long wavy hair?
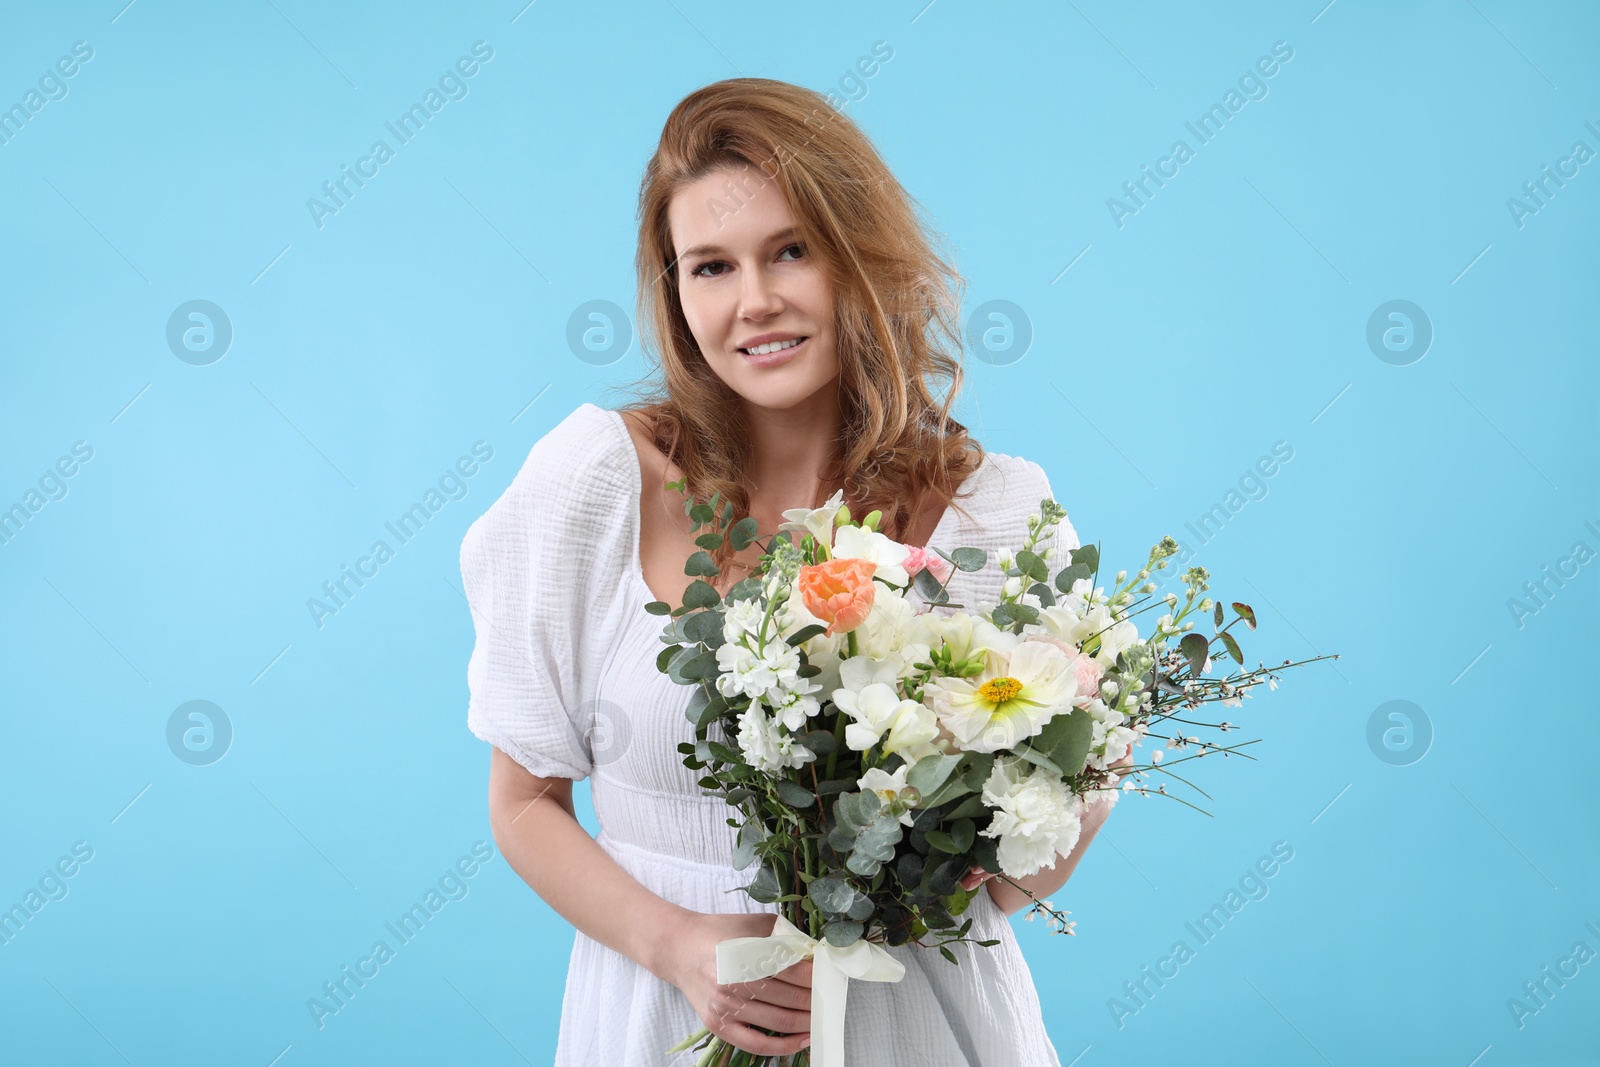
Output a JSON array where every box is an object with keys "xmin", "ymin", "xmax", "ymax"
[{"xmin": 611, "ymin": 77, "xmax": 983, "ymax": 585}]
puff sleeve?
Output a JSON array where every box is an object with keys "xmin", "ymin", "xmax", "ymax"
[{"xmin": 459, "ymin": 402, "xmax": 637, "ymax": 782}]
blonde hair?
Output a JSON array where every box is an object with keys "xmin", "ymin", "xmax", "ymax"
[{"xmin": 613, "ymin": 77, "xmax": 982, "ymax": 581}]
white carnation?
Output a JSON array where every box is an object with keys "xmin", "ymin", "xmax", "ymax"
[{"xmin": 978, "ymin": 756, "xmax": 1083, "ymax": 878}]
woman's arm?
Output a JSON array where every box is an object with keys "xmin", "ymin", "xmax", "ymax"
[
  {"xmin": 486, "ymin": 747, "xmax": 816, "ymax": 1058},
  {"xmin": 487, "ymin": 745, "xmax": 690, "ymax": 979}
]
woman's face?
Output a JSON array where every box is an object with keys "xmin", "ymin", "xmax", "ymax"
[{"xmin": 667, "ymin": 162, "xmax": 840, "ymax": 412}]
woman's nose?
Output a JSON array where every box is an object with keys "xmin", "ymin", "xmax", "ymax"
[{"xmin": 737, "ymin": 267, "xmax": 783, "ymax": 318}]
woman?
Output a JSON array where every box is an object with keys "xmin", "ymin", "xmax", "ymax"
[{"xmin": 460, "ymin": 77, "xmax": 1120, "ymax": 1065}]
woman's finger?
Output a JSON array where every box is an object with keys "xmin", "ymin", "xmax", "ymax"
[{"xmin": 717, "ymin": 996, "xmax": 811, "ymax": 1038}]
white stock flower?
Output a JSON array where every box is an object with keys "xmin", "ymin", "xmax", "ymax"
[
  {"xmin": 714, "ymin": 629, "xmax": 817, "ymax": 708},
  {"xmin": 858, "ymin": 765, "xmax": 917, "ymax": 826},
  {"xmin": 924, "ymin": 640, "xmax": 1077, "ymax": 753},
  {"xmin": 722, "ymin": 597, "xmax": 767, "ymax": 641},
  {"xmin": 978, "ymin": 756, "xmax": 1083, "ymax": 878},
  {"xmin": 1090, "ymin": 719, "xmax": 1140, "ymax": 769},
  {"xmin": 735, "ymin": 702, "xmax": 817, "ymax": 774},
  {"xmin": 778, "ymin": 488, "xmax": 845, "ymax": 553},
  {"xmin": 831, "ymin": 524, "xmax": 912, "ymax": 588}
]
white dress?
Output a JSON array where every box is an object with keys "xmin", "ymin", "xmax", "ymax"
[{"xmin": 460, "ymin": 402, "xmax": 1079, "ymax": 1066}]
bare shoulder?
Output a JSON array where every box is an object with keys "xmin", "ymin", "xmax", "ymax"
[{"xmin": 617, "ymin": 407, "xmax": 680, "ymax": 485}]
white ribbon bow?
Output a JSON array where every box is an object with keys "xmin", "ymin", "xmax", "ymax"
[{"xmin": 715, "ymin": 914, "xmax": 906, "ymax": 1067}]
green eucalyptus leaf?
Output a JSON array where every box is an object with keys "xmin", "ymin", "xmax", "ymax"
[
  {"xmin": 728, "ymin": 516, "xmax": 761, "ymax": 551},
  {"xmin": 775, "ymin": 779, "xmax": 816, "ymax": 808},
  {"xmin": 822, "ymin": 920, "xmax": 864, "ymax": 947},
  {"xmin": 797, "ymin": 730, "xmax": 837, "ymax": 756},
  {"xmin": 808, "ymin": 875, "xmax": 865, "ymax": 915},
  {"xmin": 1030, "ymin": 708, "xmax": 1094, "ymax": 778},
  {"xmin": 950, "ymin": 547, "xmax": 987, "ymax": 572},
  {"xmin": 683, "ymin": 610, "xmax": 724, "ymax": 645},
  {"xmin": 745, "ymin": 861, "xmax": 781, "ymax": 904},
  {"xmin": 913, "ymin": 567, "xmax": 951, "ymax": 603},
  {"xmin": 1015, "ymin": 550, "xmax": 1048, "ymax": 583},
  {"xmin": 683, "ymin": 685, "xmax": 710, "ymax": 727},
  {"xmin": 732, "ymin": 820, "xmax": 765, "ymax": 871},
  {"xmin": 676, "ymin": 649, "xmax": 720, "ymax": 682},
  {"xmin": 1011, "ymin": 742, "xmax": 1064, "ymax": 777},
  {"xmin": 684, "ymin": 551, "xmax": 719, "ymax": 577},
  {"xmin": 906, "ymin": 753, "xmax": 964, "ymax": 796},
  {"xmin": 682, "ymin": 580, "xmax": 721, "ymax": 610}
]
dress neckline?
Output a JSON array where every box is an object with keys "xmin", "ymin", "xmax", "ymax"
[{"xmin": 600, "ymin": 407, "xmax": 984, "ymax": 608}]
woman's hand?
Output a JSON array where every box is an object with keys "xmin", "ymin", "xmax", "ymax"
[
  {"xmin": 664, "ymin": 912, "xmax": 814, "ymax": 1057},
  {"xmin": 957, "ymin": 866, "xmax": 996, "ymax": 892}
]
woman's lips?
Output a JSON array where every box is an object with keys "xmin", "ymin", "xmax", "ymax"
[{"xmin": 739, "ymin": 336, "xmax": 808, "ymax": 367}]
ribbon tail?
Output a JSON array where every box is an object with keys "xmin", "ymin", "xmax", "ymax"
[
  {"xmin": 810, "ymin": 945, "xmax": 851, "ymax": 1067},
  {"xmin": 809, "ymin": 940, "xmax": 907, "ymax": 1067}
]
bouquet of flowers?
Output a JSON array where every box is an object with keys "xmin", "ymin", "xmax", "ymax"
[{"xmin": 657, "ymin": 486, "xmax": 1335, "ymax": 1067}]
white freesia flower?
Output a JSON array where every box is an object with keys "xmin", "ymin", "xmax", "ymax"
[
  {"xmin": 834, "ymin": 653, "xmax": 903, "ymax": 697},
  {"xmin": 778, "ymin": 488, "xmax": 845, "ymax": 553},
  {"xmin": 1095, "ymin": 618, "xmax": 1141, "ymax": 669},
  {"xmin": 831, "ymin": 523, "xmax": 912, "ymax": 588},
  {"xmin": 979, "ymin": 756, "xmax": 1083, "ymax": 878},
  {"xmin": 924, "ymin": 641, "xmax": 1077, "ymax": 753},
  {"xmin": 1037, "ymin": 602, "xmax": 1140, "ymax": 670},
  {"xmin": 832, "ymin": 681, "xmax": 942, "ymax": 761},
  {"xmin": 858, "ymin": 765, "xmax": 917, "ymax": 827},
  {"xmin": 935, "ymin": 612, "xmax": 1021, "ymax": 663}
]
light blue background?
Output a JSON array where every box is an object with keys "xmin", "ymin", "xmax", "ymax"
[{"xmin": 1, "ymin": 1, "xmax": 1595, "ymax": 1064}]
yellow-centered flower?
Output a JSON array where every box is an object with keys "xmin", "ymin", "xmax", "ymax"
[{"xmin": 925, "ymin": 640, "xmax": 1078, "ymax": 753}]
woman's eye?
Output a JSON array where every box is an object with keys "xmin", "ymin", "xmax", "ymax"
[
  {"xmin": 689, "ymin": 260, "xmax": 729, "ymax": 278},
  {"xmin": 778, "ymin": 243, "xmax": 805, "ymax": 261}
]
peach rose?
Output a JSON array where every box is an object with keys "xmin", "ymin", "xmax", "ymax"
[{"xmin": 798, "ymin": 557, "xmax": 878, "ymax": 636}]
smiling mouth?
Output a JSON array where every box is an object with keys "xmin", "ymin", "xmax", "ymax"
[{"xmin": 739, "ymin": 336, "xmax": 807, "ymax": 356}]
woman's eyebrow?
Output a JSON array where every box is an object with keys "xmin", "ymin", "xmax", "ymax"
[{"xmin": 677, "ymin": 226, "xmax": 798, "ymax": 262}]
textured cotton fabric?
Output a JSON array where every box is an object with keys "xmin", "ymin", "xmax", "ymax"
[{"xmin": 461, "ymin": 401, "xmax": 1079, "ymax": 1066}]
